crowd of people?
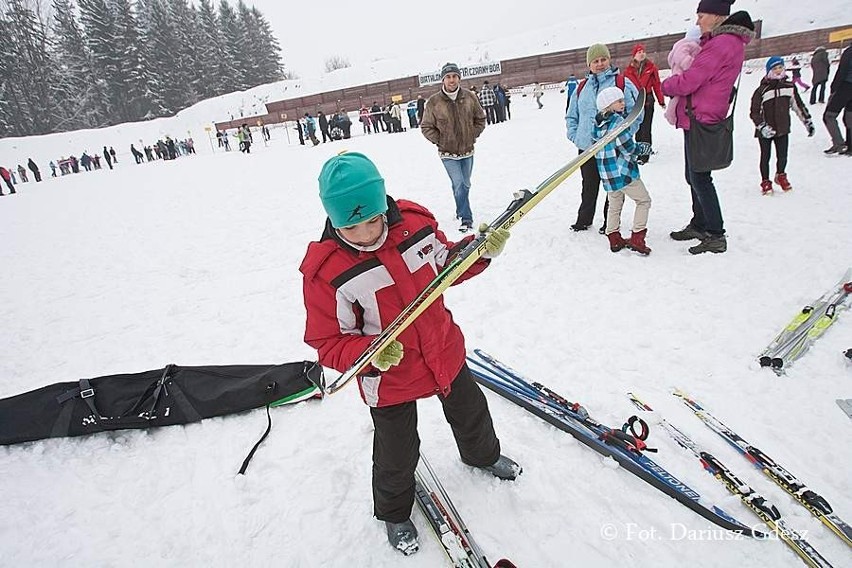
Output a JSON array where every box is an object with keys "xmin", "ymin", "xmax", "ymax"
[{"xmin": 1, "ymin": 136, "xmax": 199, "ymax": 197}]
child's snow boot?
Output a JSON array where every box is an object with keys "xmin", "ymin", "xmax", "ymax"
[
  {"xmin": 478, "ymin": 455, "xmax": 522, "ymax": 481},
  {"xmin": 606, "ymin": 232, "xmax": 626, "ymax": 252},
  {"xmin": 627, "ymin": 229, "xmax": 651, "ymax": 255},
  {"xmin": 774, "ymin": 172, "xmax": 792, "ymax": 191},
  {"xmin": 760, "ymin": 179, "xmax": 773, "ymax": 195}
]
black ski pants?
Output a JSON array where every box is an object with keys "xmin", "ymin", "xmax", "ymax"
[
  {"xmin": 369, "ymin": 364, "xmax": 500, "ymax": 523},
  {"xmin": 575, "ymin": 150, "xmax": 608, "ymax": 228},
  {"xmin": 635, "ymin": 102, "xmax": 654, "ymax": 157},
  {"xmin": 758, "ymin": 135, "xmax": 789, "ymax": 180}
]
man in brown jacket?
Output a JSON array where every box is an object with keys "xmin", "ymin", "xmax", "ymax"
[{"xmin": 420, "ymin": 62, "xmax": 487, "ymax": 232}]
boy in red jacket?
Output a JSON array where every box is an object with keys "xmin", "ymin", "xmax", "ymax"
[{"xmin": 300, "ymin": 152, "xmax": 520, "ymax": 556}]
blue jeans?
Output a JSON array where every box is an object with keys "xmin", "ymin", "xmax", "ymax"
[
  {"xmin": 683, "ymin": 131, "xmax": 725, "ymax": 236},
  {"xmin": 442, "ymin": 156, "xmax": 474, "ymax": 225}
]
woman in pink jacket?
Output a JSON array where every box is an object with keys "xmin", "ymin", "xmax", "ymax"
[{"xmin": 661, "ymin": 0, "xmax": 754, "ymax": 255}]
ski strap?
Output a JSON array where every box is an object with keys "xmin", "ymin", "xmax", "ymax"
[
  {"xmin": 622, "ymin": 415, "xmax": 650, "ymax": 441},
  {"xmin": 238, "ymin": 404, "xmax": 272, "ymax": 475}
]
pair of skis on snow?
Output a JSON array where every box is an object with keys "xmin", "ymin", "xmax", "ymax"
[
  {"xmin": 467, "ymin": 349, "xmax": 850, "ymax": 568},
  {"xmin": 758, "ymin": 268, "xmax": 852, "ymax": 374}
]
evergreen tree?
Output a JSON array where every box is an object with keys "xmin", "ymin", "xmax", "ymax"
[
  {"xmin": 49, "ymin": 0, "xmax": 109, "ymax": 130},
  {"xmin": 218, "ymin": 0, "xmax": 248, "ymax": 91},
  {"xmin": 139, "ymin": 0, "xmax": 185, "ymax": 114},
  {"xmin": 195, "ymin": 0, "xmax": 230, "ymax": 98},
  {"xmin": 109, "ymin": 0, "xmax": 150, "ymax": 119},
  {"xmin": 1, "ymin": 0, "xmax": 56, "ymax": 135},
  {"xmin": 78, "ymin": 0, "xmax": 130, "ymax": 121},
  {"xmin": 249, "ymin": 7, "xmax": 282, "ymax": 86},
  {"xmin": 168, "ymin": 0, "xmax": 202, "ymax": 106}
]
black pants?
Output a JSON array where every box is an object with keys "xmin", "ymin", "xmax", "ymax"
[
  {"xmin": 823, "ymin": 82, "xmax": 852, "ymax": 147},
  {"xmin": 635, "ymin": 103, "xmax": 654, "ymax": 157},
  {"xmin": 369, "ymin": 364, "xmax": 500, "ymax": 523},
  {"xmin": 2, "ymin": 179, "xmax": 13, "ymax": 193},
  {"xmin": 810, "ymin": 81, "xmax": 827, "ymax": 105},
  {"xmin": 485, "ymin": 105, "xmax": 496, "ymax": 125},
  {"xmin": 575, "ymin": 150, "xmax": 607, "ymax": 227},
  {"xmin": 758, "ymin": 135, "xmax": 789, "ymax": 180},
  {"xmin": 321, "ymin": 128, "xmax": 330, "ymax": 143}
]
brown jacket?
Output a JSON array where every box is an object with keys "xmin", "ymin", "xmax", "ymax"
[
  {"xmin": 420, "ymin": 88, "xmax": 486, "ymax": 157},
  {"xmin": 749, "ymin": 77, "xmax": 810, "ymax": 138}
]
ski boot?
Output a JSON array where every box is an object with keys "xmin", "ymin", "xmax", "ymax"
[
  {"xmin": 760, "ymin": 179, "xmax": 773, "ymax": 195},
  {"xmin": 386, "ymin": 519, "xmax": 419, "ymax": 556},
  {"xmin": 774, "ymin": 172, "xmax": 792, "ymax": 191},
  {"xmin": 478, "ymin": 455, "xmax": 522, "ymax": 481}
]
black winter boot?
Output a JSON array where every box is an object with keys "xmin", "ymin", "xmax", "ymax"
[{"xmin": 669, "ymin": 224, "xmax": 705, "ymax": 241}]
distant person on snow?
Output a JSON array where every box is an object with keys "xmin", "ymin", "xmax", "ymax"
[
  {"xmin": 564, "ymin": 73, "xmax": 579, "ymax": 112},
  {"xmin": 17, "ymin": 164, "xmax": 28, "ymax": 182},
  {"xmin": 788, "ymin": 57, "xmax": 810, "ymax": 92},
  {"xmin": 809, "ymin": 46, "xmax": 830, "ymax": 105},
  {"xmin": 822, "ymin": 44, "xmax": 852, "ymax": 155},
  {"xmin": 533, "ymin": 82, "xmax": 545, "ymax": 109},
  {"xmin": 27, "ymin": 158, "xmax": 41, "ymax": 182},
  {"xmin": 420, "ymin": 62, "xmax": 487, "ymax": 233},
  {"xmin": 749, "ymin": 56, "xmax": 814, "ymax": 195},
  {"xmin": 103, "ymin": 146, "xmax": 113, "ymax": 169},
  {"xmin": 625, "ymin": 43, "xmax": 666, "ymax": 164},
  {"xmin": 299, "ymin": 151, "xmax": 519, "ymax": 558},
  {"xmin": 0, "ymin": 166, "xmax": 14, "ymax": 195},
  {"xmin": 594, "ymin": 87, "xmax": 653, "ymax": 255}
]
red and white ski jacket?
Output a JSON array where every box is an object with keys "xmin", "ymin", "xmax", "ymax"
[{"xmin": 300, "ymin": 198, "xmax": 489, "ymax": 407}]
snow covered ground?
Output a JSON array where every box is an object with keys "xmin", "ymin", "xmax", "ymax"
[{"xmin": 2, "ymin": 62, "xmax": 852, "ymax": 568}]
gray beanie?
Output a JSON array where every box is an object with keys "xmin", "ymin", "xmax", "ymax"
[{"xmin": 441, "ymin": 62, "xmax": 461, "ymax": 78}]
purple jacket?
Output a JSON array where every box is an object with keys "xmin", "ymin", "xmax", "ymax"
[{"xmin": 662, "ymin": 14, "xmax": 755, "ymax": 130}]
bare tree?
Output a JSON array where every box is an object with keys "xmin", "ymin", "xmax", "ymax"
[{"xmin": 324, "ymin": 54, "xmax": 350, "ymax": 73}]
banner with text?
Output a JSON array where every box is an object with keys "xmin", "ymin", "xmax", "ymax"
[{"xmin": 418, "ymin": 62, "xmax": 503, "ymax": 87}]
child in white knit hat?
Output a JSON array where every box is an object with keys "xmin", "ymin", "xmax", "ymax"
[{"xmin": 594, "ymin": 86, "xmax": 652, "ymax": 255}]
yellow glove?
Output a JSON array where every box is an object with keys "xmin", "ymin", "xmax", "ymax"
[
  {"xmin": 480, "ymin": 223, "xmax": 511, "ymax": 259},
  {"xmin": 372, "ymin": 340, "xmax": 404, "ymax": 372}
]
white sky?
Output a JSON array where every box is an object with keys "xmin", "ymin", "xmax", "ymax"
[{"xmin": 247, "ymin": 1, "xmax": 592, "ymax": 76}]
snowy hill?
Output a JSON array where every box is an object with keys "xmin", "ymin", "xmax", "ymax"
[{"xmin": 2, "ymin": 6, "xmax": 852, "ymax": 568}]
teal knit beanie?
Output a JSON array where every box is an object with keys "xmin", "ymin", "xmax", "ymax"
[{"xmin": 319, "ymin": 152, "xmax": 387, "ymax": 228}]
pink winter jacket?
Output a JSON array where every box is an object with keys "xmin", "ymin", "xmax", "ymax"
[
  {"xmin": 662, "ymin": 16, "xmax": 754, "ymax": 130},
  {"xmin": 664, "ymin": 38, "xmax": 702, "ymax": 125}
]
